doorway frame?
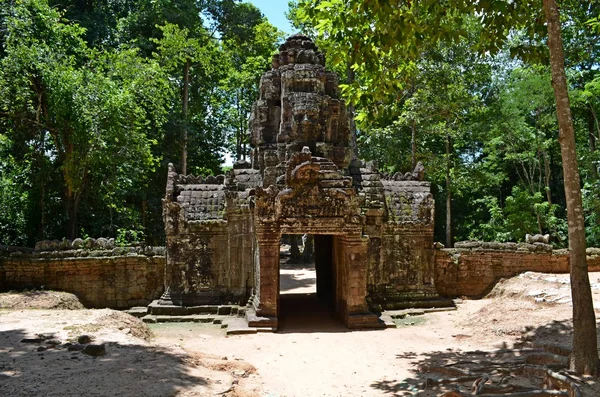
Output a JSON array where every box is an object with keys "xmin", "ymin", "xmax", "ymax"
[{"xmin": 250, "ymin": 219, "xmax": 378, "ymax": 329}]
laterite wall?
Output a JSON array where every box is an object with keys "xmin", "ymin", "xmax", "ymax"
[
  {"xmin": 0, "ymin": 246, "xmax": 165, "ymax": 309},
  {"xmin": 3, "ymin": 241, "xmax": 600, "ymax": 308},
  {"xmin": 435, "ymin": 242, "xmax": 600, "ymax": 298}
]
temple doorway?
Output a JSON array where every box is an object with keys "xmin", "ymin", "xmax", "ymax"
[{"xmin": 278, "ymin": 234, "xmax": 341, "ymax": 331}]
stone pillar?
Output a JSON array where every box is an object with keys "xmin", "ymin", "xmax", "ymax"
[
  {"xmin": 338, "ymin": 234, "xmax": 383, "ymax": 329},
  {"xmin": 248, "ymin": 225, "xmax": 280, "ymax": 328}
]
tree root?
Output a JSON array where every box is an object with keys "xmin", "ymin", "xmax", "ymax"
[
  {"xmin": 476, "ymin": 391, "xmax": 568, "ymax": 396},
  {"xmin": 416, "ymin": 350, "xmax": 584, "ymax": 397}
]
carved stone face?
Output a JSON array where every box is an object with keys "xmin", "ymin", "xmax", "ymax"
[{"xmin": 249, "ymin": 34, "xmax": 351, "ymax": 174}]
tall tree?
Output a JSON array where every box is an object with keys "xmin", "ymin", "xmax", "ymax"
[
  {"xmin": 220, "ymin": 19, "xmax": 283, "ymax": 161},
  {"xmin": 543, "ymin": 0, "xmax": 598, "ymax": 374},
  {"xmin": 0, "ymin": 0, "xmax": 172, "ymax": 239}
]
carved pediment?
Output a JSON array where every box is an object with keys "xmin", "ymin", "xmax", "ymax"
[
  {"xmin": 276, "ymin": 185, "xmax": 354, "ymax": 219},
  {"xmin": 255, "ymin": 148, "xmax": 358, "ymax": 222}
]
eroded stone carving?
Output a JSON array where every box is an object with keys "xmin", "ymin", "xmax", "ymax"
[{"xmin": 158, "ymin": 35, "xmax": 448, "ymax": 328}]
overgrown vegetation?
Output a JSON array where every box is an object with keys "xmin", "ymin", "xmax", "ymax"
[
  {"xmin": 0, "ymin": 0, "xmax": 282, "ymax": 245},
  {"xmin": 1, "ymin": 0, "xmax": 600, "ymax": 250},
  {"xmin": 288, "ymin": 0, "xmax": 600, "ymax": 248}
]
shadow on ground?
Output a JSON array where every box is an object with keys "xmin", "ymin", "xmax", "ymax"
[
  {"xmin": 279, "ymin": 271, "xmax": 316, "ymax": 292},
  {"xmin": 277, "ymin": 293, "xmax": 350, "ymax": 334},
  {"xmin": 0, "ymin": 327, "xmax": 209, "ymax": 397},
  {"xmin": 279, "ymin": 259, "xmax": 316, "ymax": 270},
  {"xmin": 369, "ymin": 319, "xmax": 600, "ymax": 396}
]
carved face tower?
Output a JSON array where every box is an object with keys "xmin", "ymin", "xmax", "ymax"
[{"xmin": 248, "ymin": 34, "xmax": 354, "ymax": 186}]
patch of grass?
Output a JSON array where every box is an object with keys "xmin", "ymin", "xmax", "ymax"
[
  {"xmin": 63, "ymin": 324, "xmax": 102, "ymax": 340},
  {"xmin": 393, "ymin": 315, "xmax": 427, "ymax": 327}
]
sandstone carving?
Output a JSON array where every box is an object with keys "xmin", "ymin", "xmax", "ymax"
[
  {"xmin": 526, "ymin": 233, "xmax": 550, "ymax": 244},
  {"xmin": 157, "ymin": 35, "xmax": 446, "ymax": 329}
]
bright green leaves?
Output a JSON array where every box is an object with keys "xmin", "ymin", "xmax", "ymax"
[
  {"xmin": 290, "ymin": 0, "xmax": 600, "ymax": 246},
  {"xmin": 0, "ymin": 0, "xmax": 174, "ymax": 240},
  {"xmin": 0, "ymin": 0, "xmax": 284, "ymax": 242},
  {"xmin": 219, "ymin": 19, "xmax": 283, "ymax": 161},
  {"xmin": 152, "ymin": 23, "xmax": 212, "ymax": 71}
]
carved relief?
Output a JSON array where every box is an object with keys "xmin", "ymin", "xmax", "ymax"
[{"xmin": 186, "ymin": 235, "xmax": 213, "ymax": 290}]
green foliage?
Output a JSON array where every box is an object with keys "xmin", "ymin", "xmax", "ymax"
[
  {"xmin": 293, "ymin": 0, "xmax": 600, "ymax": 248},
  {"xmin": 116, "ymin": 227, "xmax": 145, "ymax": 247},
  {"xmin": 0, "ymin": 135, "xmax": 29, "ymax": 245},
  {"xmin": 0, "ymin": 0, "xmax": 282, "ymax": 245},
  {"xmin": 469, "ymin": 187, "xmax": 567, "ymax": 245},
  {"xmin": 219, "ymin": 20, "xmax": 283, "ymax": 160},
  {"xmin": 583, "ymin": 180, "xmax": 600, "ymax": 247}
]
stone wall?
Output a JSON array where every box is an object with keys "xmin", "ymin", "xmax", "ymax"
[
  {"xmin": 0, "ymin": 246, "xmax": 165, "ymax": 309},
  {"xmin": 435, "ymin": 241, "xmax": 600, "ymax": 298},
  {"xmin": 160, "ymin": 162, "xmax": 257, "ymax": 308},
  {"xmin": 5, "ymin": 239, "xmax": 600, "ymax": 309}
]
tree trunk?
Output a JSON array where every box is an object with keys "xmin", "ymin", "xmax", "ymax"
[
  {"xmin": 543, "ymin": 150, "xmax": 552, "ymax": 206},
  {"xmin": 347, "ymin": 62, "xmax": 358, "ymax": 159},
  {"xmin": 288, "ymin": 235, "xmax": 301, "ymax": 264},
  {"xmin": 181, "ymin": 60, "xmax": 190, "ymax": 175},
  {"xmin": 235, "ymin": 91, "xmax": 242, "ymax": 161},
  {"xmin": 411, "ymin": 119, "xmax": 417, "ymax": 169},
  {"xmin": 589, "ymin": 108, "xmax": 598, "ymax": 180},
  {"xmin": 544, "ymin": 0, "xmax": 599, "ymax": 376},
  {"xmin": 589, "ymin": 108, "xmax": 597, "ymax": 154},
  {"xmin": 301, "ymin": 234, "xmax": 314, "ymax": 264},
  {"xmin": 445, "ymin": 133, "xmax": 452, "ymax": 248},
  {"xmin": 65, "ymin": 189, "xmax": 80, "ymax": 240},
  {"xmin": 142, "ymin": 198, "xmax": 147, "ymax": 244}
]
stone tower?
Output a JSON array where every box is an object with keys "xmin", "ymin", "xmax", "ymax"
[{"xmin": 155, "ymin": 35, "xmax": 446, "ymax": 329}]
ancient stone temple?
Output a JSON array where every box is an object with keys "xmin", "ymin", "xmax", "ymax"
[{"xmin": 154, "ymin": 35, "xmax": 445, "ymax": 329}]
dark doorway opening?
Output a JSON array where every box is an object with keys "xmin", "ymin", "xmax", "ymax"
[{"xmin": 278, "ymin": 234, "xmax": 341, "ymax": 332}]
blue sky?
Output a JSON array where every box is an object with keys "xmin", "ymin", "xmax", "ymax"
[{"xmin": 248, "ymin": 0, "xmax": 295, "ymax": 35}]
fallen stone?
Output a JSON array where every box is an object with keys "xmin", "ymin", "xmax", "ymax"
[
  {"xmin": 82, "ymin": 344, "xmax": 106, "ymax": 357},
  {"xmin": 77, "ymin": 335, "xmax": 92, "ymax": 344},
  {"xmin": 71, "ymin": 238, "xmax": 84, "ymax": 249},
  {"xmin": 67, "ymin": 344, "xmax": 84, "ymax": 352}
]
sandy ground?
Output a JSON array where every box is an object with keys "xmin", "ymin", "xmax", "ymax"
[{"xmin": 2, "ymin": 268, "xmax": 600, "ymax": 396}]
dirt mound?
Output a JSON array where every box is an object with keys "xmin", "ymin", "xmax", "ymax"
[
  {"xmin": 486, "ymin": 271, "xmax": 572, "ymax": 304},
  {"xmin": 0, "ymin": 290, "xmax": 84, "ymax": 310},
  {"xmin": 96, "ymin": 310, "xmax": 153, "ymax": 341},
  {"xmin": 61, "ymin": 309, "xmax": 153, "ymax": 342}
]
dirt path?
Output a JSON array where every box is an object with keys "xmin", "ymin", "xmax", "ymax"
[
  {"xmin": 152, "ymin": 299, "xmax": 494, "ymax": 397},
  {"xmin": 1, "ymin": 271, "xmax": 600, "ymax": 396}
]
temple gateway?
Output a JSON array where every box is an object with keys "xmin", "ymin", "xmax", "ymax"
[{"xmin": 153, "ymin": 35, "xmax": 447, "ymax": 330}]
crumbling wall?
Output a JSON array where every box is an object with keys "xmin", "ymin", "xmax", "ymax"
[
  {"xmin": 435, "ymin": 241, "xmax": 600, "ymax": 297},
  {"xmin": 363, "ymin": 173, "xmax": 440, "ymax": 310},
  {"xmin": 160, "ymin": 162, "xmax": 258, "ymax": 307},
  {"xmin": 0, "ymin": 245, "xmax": 165, "ymax": 308}
]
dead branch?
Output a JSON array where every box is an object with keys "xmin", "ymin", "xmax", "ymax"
[{"xmin": 543, "ymin": 369, "xmax": 582, "ymax": 397}]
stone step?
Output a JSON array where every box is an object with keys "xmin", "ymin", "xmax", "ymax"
[
  {"xmin": 379, "ymin": 315, "xmax": 397, "ymax": 328},
  {"xmin": 125, "ymin": 307, "xmax": 149, "ymax": 318},
  {"xmin": 146, "ymin": 300, "xmax": 244, "ymax": 316},
  {"xmin": 385, "ymin": 306, "xmax": 457, "ymax": 319},
  {"xmin": 224, "ymin": 317, "xmax": 258, "ymax": 335},
  {"xmin": 141, "ymin": 314, "xmax": 229, "ymax": 324}
]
